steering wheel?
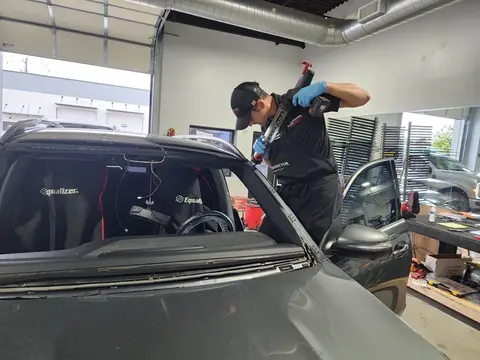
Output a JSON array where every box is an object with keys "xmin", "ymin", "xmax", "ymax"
[{"xmin": 176, "ymin": 211, "xmax": 235, "ymax": 235}]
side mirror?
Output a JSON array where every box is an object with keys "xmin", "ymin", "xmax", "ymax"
[{"xmin": 331, "ymin": 224, "xmax": 391, "ymax": 258}]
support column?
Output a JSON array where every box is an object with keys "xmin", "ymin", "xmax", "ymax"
[
  {"xmin": 462, "ymin": 108, "xmax": 480, "ymax": 171},
  {"xmin": 148, "ymin": 30, "xmax": 164, "ymax": 135},
  {"xmin": 0, "ymin": 51, "xmax": 3, "ymax": 132}
]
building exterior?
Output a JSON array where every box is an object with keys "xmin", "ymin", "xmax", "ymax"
[{"xmin": 2, "ymin": 70, "xmax": 150, "ymax": 133}]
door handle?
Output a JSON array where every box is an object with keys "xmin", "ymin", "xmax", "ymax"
[{"xmin": 393, "ymin": 242, "xmax": 410, "ymax": 257}]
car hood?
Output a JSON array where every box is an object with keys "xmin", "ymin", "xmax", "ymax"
[{"xmin": 0, "ymin": 261, "xmax": 444, "ymax": 360}]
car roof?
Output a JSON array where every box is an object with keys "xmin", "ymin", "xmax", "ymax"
[{"xmin": 2, "ymin": 128, "xmax": 246, "ymax": 161}]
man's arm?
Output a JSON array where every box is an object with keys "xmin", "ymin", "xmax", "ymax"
[
  {"xmin": 325, "ymin": 82, "xmax": 370, "ymax": 108},
  {"xmin": 292, "ymin": 81, "xmax": 370, "ymax": 110}
]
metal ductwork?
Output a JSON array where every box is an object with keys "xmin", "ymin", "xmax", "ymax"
[{"xmin": 127, "ymin": 0, "xmax": 463, "ymax": 46}]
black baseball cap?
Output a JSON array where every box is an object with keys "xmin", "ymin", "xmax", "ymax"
[{"xmin": 230, "ymin": 82, "xmax": 265, "ymax": 130}]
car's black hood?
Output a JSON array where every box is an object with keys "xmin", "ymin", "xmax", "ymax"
[{"xmin": 0, "ymin": 261, "xmax": 444, "ymax": 360}]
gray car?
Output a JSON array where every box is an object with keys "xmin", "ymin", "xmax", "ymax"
[{"xmin": 0, "ymin": 124, "xmax": 448, "ymax": 359}]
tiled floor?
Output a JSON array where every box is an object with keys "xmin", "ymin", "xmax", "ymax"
[{"xmin": 402, "ymin": 293, "xmax": 480, "ymax": 360}]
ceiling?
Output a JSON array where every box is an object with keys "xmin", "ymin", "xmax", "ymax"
[
  {"xmin": 0, "ymin": 0, "xmax": 350, "ymax": 73},
  {"xmin": 264, "ymin": 0, "xmax": 349, "ymax": 17},
  {"xmin": 0, "ymin": 0, "xmax": 165, "ymax": 73}
]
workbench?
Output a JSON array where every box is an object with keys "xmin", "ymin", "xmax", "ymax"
[
  {"xmin": 407, "ymin": 214, "xmax": 480, "ymax": 254},
  {"xmin": 407, "ymin": 213, "xmax": 480, "ymax": 324}
]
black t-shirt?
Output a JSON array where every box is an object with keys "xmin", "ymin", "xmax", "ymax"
[{"xmin": 265, "ymin": 93, "xmax": 341, "ymax": 185}]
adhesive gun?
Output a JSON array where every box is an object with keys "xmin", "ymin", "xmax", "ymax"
[{"xmin": 251, "ymin": 61, "xmax": 331, "ymax": 165}]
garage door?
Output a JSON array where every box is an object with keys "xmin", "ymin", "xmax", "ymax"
[
  {"xmin": 56, "ymin": 105, "xmax": 98, "ymax": 123},
  {"xmin": 106, "ymin": 110, "xmax": 144, "ymax": 133}
]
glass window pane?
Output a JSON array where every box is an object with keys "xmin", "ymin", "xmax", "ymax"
[{"xmin": 342, "ymin": 162, "xmax": 398, "ymax": 229}]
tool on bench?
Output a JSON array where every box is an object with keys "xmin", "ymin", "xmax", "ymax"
[{"xmin": 251, "ymin": 61, "xmax": 332, "ymax": 165}]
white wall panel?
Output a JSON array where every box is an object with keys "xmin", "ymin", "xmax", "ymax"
[
  {"xmin": 160, "ymin": 23, "xmax": 303, "ymax": 197},
  {"xmin": 305, "ymin": 0, "xmax": 480, "ymax": 118},
  {"xmin": 106, "ymin": 110, "xmax": 144, "ymax": 133}
]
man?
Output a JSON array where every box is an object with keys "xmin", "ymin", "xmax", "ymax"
[{"xmin": 230, "ymin": 80, "xmax": 370, "ymax": 245}]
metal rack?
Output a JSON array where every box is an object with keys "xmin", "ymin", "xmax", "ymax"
[
  {"xmin": 327, "ymin": 116, "xmax": 378, "ymax": 181},
  {"xmin": 380, "ymin": 124, "xmax": 406, "ymax": 177},
  {"xmin": 403, "ymin": 123, "xmax": 433, "ymax": 200}
]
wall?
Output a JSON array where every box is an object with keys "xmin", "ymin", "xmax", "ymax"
[
  {"xmin": 0, "ymin": 52, "xmax": 3, "ymax": 131},
  {"xmin": 305, "ymin": 0, "xmax": 480, "ymax": 118},
  {"xmin": 160, "ymin": 23, "xmax": 303, "ymax": 196},
  {"xmin": 2, "ymin": 71, "xmax": 151, "ymax": 133}
]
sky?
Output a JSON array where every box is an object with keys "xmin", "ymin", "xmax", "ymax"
[
  {"xmin": 402, "ymin": 112, "xmax": 455, "ymax": 133},
  {"xmin": 2, "ymin": 52, "xmax": 151, "ymax": 90}
]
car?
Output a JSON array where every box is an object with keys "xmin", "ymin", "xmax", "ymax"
[
  {"xmin": 0, "ymin": 122, "xmax": 448, "ymax": 359},
  {"xmin": 1, "ymin": 118, "xmax": 118, "ymax": 136},
  {"xmin": 407, "ymin": 152, "xmax": 480, "ymax": 211}
]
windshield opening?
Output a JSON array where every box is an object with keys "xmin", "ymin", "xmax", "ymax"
[{"xmin": 0, "ymin": 151, "xmax": 306, "ymax": 269}]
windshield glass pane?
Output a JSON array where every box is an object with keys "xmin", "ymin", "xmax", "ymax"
[
  {"xmin": 0, "ymin": 150, "xmax": 303, "ymax": 265},
  {"xmin": 434, "ymin": 156, "xmax": 472, "ymax": 172}
]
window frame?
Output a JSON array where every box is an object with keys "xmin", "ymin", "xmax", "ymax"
[{"xmin": 342, "ymin": 158, "xmax": 401, "ymax": 229}]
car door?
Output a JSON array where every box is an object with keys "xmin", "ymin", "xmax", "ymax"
[{"xmin": 330, "ymin": 158, "xmax": 412, "ymax": 314}]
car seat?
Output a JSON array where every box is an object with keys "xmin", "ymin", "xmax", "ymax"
[
  {"xmin": 151, "ymin": 167, "xmax": 211, "ymax": 232},
  {"xmin": 0, "ymin": 157, "xmax": 106, "ymax": 253}
]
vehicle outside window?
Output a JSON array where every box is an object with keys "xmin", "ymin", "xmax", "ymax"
[{"xmin": 429, "ymin": 155, "xmax": 472, "ymax": 172}]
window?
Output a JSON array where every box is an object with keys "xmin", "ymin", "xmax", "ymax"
[
  {"xmin": 342, "ymin": 161, "xmax": 399, "ymax": 229},
  {"xmin": 430, "ymin": 155, "xmax": 472, "ymax": 172},
  {"xmin": 189, "ymin": 125, "xmax": 235, "ymax": 177}
]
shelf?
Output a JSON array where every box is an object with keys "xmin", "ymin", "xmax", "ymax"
[{"xmin": 408, "ymin": 275, "xmax": 480, "ymax": 324}]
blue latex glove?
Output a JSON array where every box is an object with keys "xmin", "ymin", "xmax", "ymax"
[
  {"xmin": 292, "ymin": 80, "xmax": 328, "ymax": 108},
  {"xmin": 253, "ymin": 135, "xmax": 266, "ymax": 155}
]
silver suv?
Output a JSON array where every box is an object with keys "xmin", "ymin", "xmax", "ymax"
[{"xmin": 424, "ymin": 154, "xmax": 480, "ymax": 211}]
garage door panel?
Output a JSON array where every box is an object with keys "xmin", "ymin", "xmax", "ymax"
[
  {"xmin": 55, "ymin": 7, "xmax": 104, "ymax": 34},
  {"xmin": 0, "ymin": 21, "xmax": 53, "ymax": 58},
  {"xmin": 51, "ymin": 0, "xmax": 104, "ymax": 15},
  {"xmin": 108, "ymin": 40, "xmax": 151, "ymax": 73},
  {"xmin": 0, "ymin": 0, "xmax": 51, "ymax": 26},
  {"xmin": 56, "ymin": 106, "xmax": 98, "ymax": 123},
  {"xmin": 108, "ymin": 0, "xmax": 162, "ymax": 15},
  {"xmin": 106, "ymin": 111, "xmax": 144, "ymax": 133},
  {"xmin": 108, "ymin": 6, "xmax": 159, "ymax": 25},
  {"xmin": 109, "ymin": 18, "xmax": 155, "ymax": 44},
  {"xmin": 56, "ymin": 31, "xmax": 104, "ymax": 66}
]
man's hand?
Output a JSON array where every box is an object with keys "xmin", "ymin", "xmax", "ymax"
[
  {"xmin": 292, "ymin": 81, "xmax": 328, "ymax": 108},
  {"xmin": 253, "ymin": 135, "xmax": 266, "ymax": 155}
]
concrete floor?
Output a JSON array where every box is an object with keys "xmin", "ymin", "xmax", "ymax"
[{"xmin": 401, "ymin": 293, "xmax": 480, "ymax": 360}]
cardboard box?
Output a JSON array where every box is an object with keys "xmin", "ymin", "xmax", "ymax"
[
  {"xmin": 424, "ymin": 254, "xmax": 466, "ymax": 277},
  {"xmin": 411, "ymin": 232, "xmax": 439, "ymax": 262}
]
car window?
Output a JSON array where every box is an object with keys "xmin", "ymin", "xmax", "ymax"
[
  {"xmin": 434, "ymin": 156, "xmax": 472, "ymax": 172},
  {"xmin": 342, "ymin": 161, "xmax": 399, "ymax": 229}
]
